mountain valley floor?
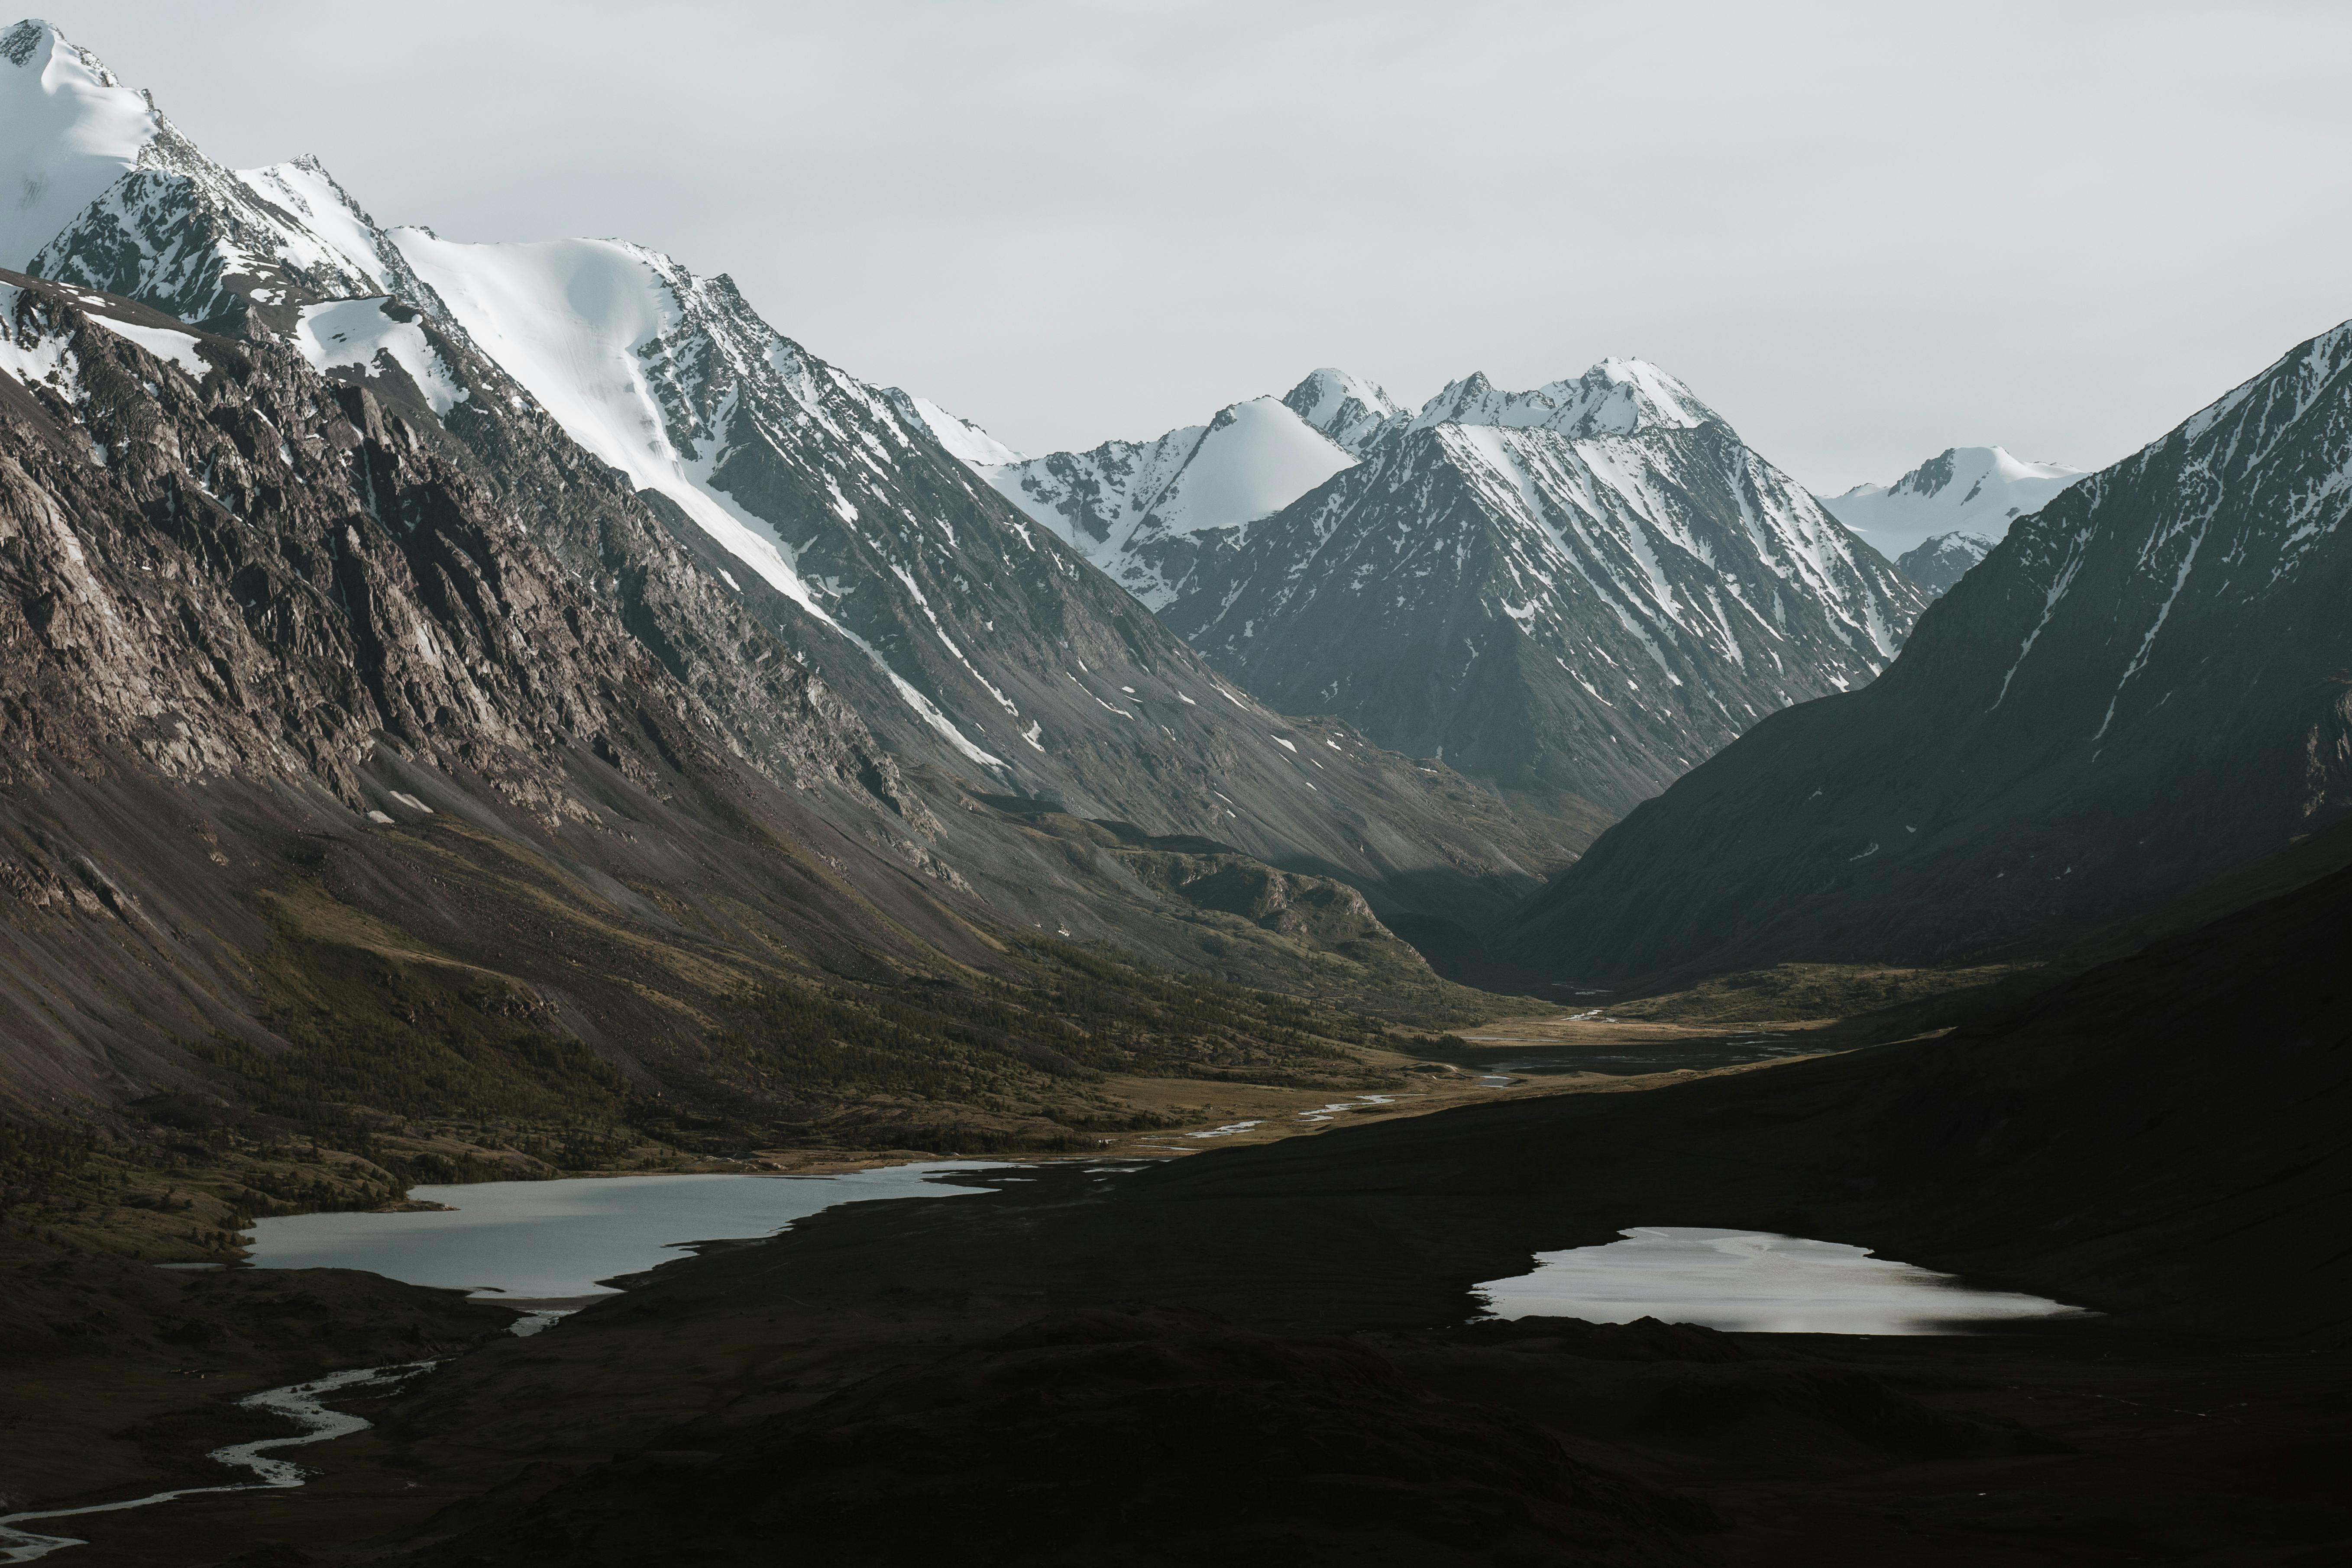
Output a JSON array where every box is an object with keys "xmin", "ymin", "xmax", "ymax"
[{"xmin": 8, "ymin": 846, "xmax": 2346, "ymax": 1565}]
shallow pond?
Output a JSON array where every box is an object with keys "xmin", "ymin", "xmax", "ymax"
[
  {"xmin": 1475, "ymin": 1226, "xmax": 2088, "ymax": 1335},
  {"xmin": 242, "ymin": 1163, "xmax": 1013, "ymax": 1300}
]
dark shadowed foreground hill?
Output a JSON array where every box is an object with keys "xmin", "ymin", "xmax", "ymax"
[
  {"xmin": 1498, "ymin": 319, "xmax": 2352, "ymax": 986},
  {"xmin": 99, "ymin": 834, "xmax": 2333, "ymax": 1567}
]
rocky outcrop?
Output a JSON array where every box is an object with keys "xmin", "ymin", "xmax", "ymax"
[{"xmin": 1893, "ymin": 531, "xmax": 1993, "ymax": 596}]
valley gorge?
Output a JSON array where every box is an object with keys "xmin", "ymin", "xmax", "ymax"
[{"xmin": 0, "ymin": 15, "xmax": 2344, "ymax": 1568}]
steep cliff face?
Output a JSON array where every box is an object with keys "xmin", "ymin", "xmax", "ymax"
[{"xmin": 1505, "ymin": 320, "xmax": 2352, "ymax": 983}]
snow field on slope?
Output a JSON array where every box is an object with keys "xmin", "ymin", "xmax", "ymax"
[
  {"xmin": 391, "ymin": 229, "xmax": 1006, "ymax": 769},
  {"xmin": 0, "ymin": 21, "xmax": 157, "ymax": 267},
  {"xmin": 293, "ymin": 298, "xmax": 466, "ymax": 414},
  {"xmin": 1152, "ymin": 397, "xmax": 1356, "ymax": 537},
  {"xmin": 0, "ymin": 281, "xmax": 82, "ymax": 391},
  {"xmin": 977, "ymin": 396, "xmax": 1357, "ymax": 607},
  {"xmin": 901, "ymin": 394, "xmax": 1025, "ymax": 466},
  {"xmin": 0, "ymin": 278, "xmax": 208, "ymax": 383},
  {"xmin": 84, "ymin": 312, "xmax": 207, "ymax": 376}
]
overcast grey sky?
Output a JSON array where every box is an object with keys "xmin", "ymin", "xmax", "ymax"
[{"xmin": 43, "ymin": 0, "xmax": 2352, "ymax": 488}]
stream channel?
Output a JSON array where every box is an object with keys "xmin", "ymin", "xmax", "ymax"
[{"xmin": 0, "ymin": 1162, "xmax": 1029, "ymax": 1561}]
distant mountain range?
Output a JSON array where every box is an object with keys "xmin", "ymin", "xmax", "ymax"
[
  {"xmin": 921, "ymin": 360, "xmax": 1925, "ymax": 854},
  {"xmin": 6, "ymin": 8, "xmax": 2347, "ymax": 1038},
  {"xmin": 1504, "ymin": 321, "xmax": 2352, "ymax": 983},
  {"xmin": 0, "ymin": 16, "xmax": 1566, "ymax": 979}
]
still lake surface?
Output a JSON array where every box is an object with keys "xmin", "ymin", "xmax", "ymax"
[
  {"xmin": 1476, "ymin": 1226, "xmax": 2089, "ymax": 1335},
  {"xmin": 242, "ymin": 1163, "xmax": 1013, "ymax": 1299}
]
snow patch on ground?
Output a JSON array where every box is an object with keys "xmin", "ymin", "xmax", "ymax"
[{"xmin": 293, "ymin": 298, "xmax": 466, "ymax": 414}]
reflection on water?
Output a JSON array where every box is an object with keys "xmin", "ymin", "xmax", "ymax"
[
  {"xmin": 243, "ymin": 1163, "xmax": 1013, "ymax": 1300},
  {"xmin": 1475, "ymin": 1226, "xmax": 2089, "ymax": 1335}
]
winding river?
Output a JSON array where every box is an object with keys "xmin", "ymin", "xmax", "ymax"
[{"xmin": 0, "ymin": 1361, "xmax": 437, "ymax": 1563}]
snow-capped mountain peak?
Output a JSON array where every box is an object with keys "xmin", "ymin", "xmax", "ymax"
[
  {"xmin": 0, "ymin": 19, "xmax": 161, "ymax": 267},
  {"xmin": 1822, "ymin": 444, "xmax": 2084, "ymax": 557},
  {"xmin": 1411, "ymin": 356, "xmax": 1719, "ymax": 440},
  {"xmin": 975, "ymin": 391, "xmax": 1356, "ymax": 610},
  {"xmin": 2, "ymin": 19, "xmax": 448, "ymax": 338},
  {"xmin": 387, "ymin": 230, "xmax": 865, "ymax": 633},
  {"xmin": 1281, "ymin": 366, "xmax": 1404, "ymax": 455},
  {"xmin": 233, "ymin": 154, "xmax": 433, "ymax": 304}
]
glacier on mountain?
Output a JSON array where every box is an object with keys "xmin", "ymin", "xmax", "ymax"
[{"xmin": 1823, "ymin": 446, "xmax": 2084, "ymax": 557}]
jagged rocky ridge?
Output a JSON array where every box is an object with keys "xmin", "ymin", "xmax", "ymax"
[
  {"xmin": 1168, "ymin": 362, "xmax": 1923, "ymax": 837},
  {"xmin": 932, "ymin": 360, "xmax": 1924, "ymax": 846},
  {"xmin": 1503, "ymin": 320, "xmax": 2352, "ymax": 983}
]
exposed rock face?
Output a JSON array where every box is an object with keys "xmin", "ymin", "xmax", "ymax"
[
  {"xmin": 0, "ymin": 274, "xmax": 915, "ymax": 818},
  {"xmin": 1894, "ymin": 530, "xmax": 1993, "ymax": 596},
  {"xmin": 0, "ymin": 268, "xmax": 1018, "ymax": 1109},
  {"xmin": 1158, "ymin": 362, "xmax": 1924, "ymax": 840},
  {"xmin": 1504, "ymin": 320, "xmax": 2352, "ymax": 983}
]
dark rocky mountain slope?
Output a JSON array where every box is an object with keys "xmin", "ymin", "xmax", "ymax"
[
  {"xmin": 1502, "ymin": 319, "xmax": 2352, "ymax": 984},
  {"xmin": 1894, "ymin": 530, "xmax": 1993, "ymax": 595},
  {"xmin": 0, "ymin": 268, "xmax": 1485, "ymax": 1245}
]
